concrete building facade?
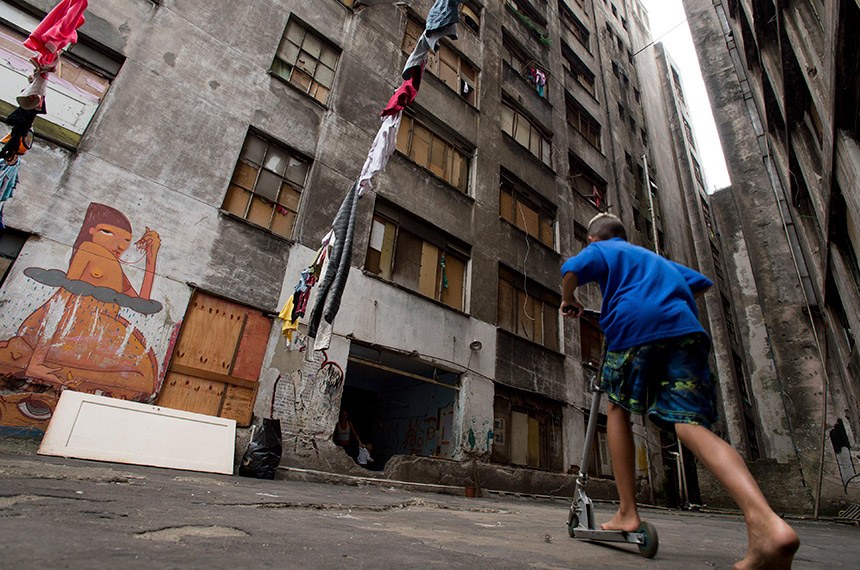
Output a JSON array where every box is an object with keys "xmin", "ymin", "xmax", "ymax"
[
  {"xmin": 0, "ymin": 0, "xmax": 724, "ymax": 500},
  {"xmin": 682, "ymin": 0, "xmax": 860, "ymax": 514}
]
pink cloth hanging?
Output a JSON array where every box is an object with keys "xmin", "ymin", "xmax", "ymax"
[
  {"xmin": 381, "ymin": 63, "xmax": 424, "ymax": 117},
  {"xmin": 23, "ymin": 0, "xmax": 89, "ymax": 67}
]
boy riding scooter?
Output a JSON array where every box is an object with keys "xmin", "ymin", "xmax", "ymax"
[{"xmin": 561, "ymin": 213, "xmax": 799, "ymax": 569}]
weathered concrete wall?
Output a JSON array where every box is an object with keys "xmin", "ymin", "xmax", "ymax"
[{"xmin": 682, "ymin": 0, "xmax": 860, "ymax": 513}]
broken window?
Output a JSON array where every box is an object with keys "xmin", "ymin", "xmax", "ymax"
[
  {"xmin": 396, "ymin": 114, "xmax": 471, "ymax": 192},
  {"xmin": 222, "ymin": 130, "xmax": 310, "ymax": 238},
  {"xmin": 569, "ymin": 155, "xmax": 607, "ymax": 210},
  {"xmin": 497, "ymin": 266, "xmax": 560, "ymax": 351},
  {"xmin": 403, "ymin": 17, "xmax": 479, "ymax": 106},
  {"xmin": 365, "ymin": 203, "xmax": 469, "ymax": 311},
  {"xmin": 561, "ymin": 42, "xmax": 597, "ymax": 99},
  {"xmin": 559, "ymin": 1, "xmax": 591, "ymax": 51},
  {"xmin": 502, "ymin": 33, "xmax": 549, "ymax": 99},
  {"xmin": 460, "ymin": 1, "xmax": 482, "ymax": 34},
  {"xmin": 0, "ymin": 19, "xmax": 119, "ymax": 148},
  {"xmin": 566, "ymin": 98, "xmax": 601, "ymax": 149},
  {"xmin": 501, "ymin": 102, "xmax": 552, "ymax": 166},
  {"xmin": 499, "ymin": 171, "xmax": 556, "ymax": 248},
  {"xmin": 272, "ymin": 19, "xmax": 340, "ymax": 105}
]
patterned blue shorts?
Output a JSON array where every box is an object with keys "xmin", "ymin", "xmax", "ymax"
[{"xmin": 600, "ymin": 332, "xmax": 718, "ymax": 430}]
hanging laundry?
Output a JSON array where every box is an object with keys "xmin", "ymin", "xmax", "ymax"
[
  {"xmin": 0, "ymin": 103, "xmax": 45, "ymax": 160},
  {"xmin": 382, "ymin": 64, "xmax": 424, "ymax": 117},
  {"xmin": 23, "ymin": 0, "xmax": 88, "ymax": 67},
  {"xmin": 307, "ymin": 182, "xmax": 360, "ymax": 341},
  {"xmin": 278, "ymin": 295, "xmax": 299, "ymax": 342},
  {"xmin": 358, "ymin": 113, "xmax": 402, "ymax": 195},
  {"xmin": 426, "ymin": 0, "xmax": 465, "ymax": 35},
  {"xmin": 0, "ymin": 155, "xmax": 21, "ymax": 205},
  {"xmin": 16, "ymin": 64, "xmax": 51, "ymax": 110},
  {"xmin": 402, "ymin": 23, "xmax": 459, "ymax": 77}
]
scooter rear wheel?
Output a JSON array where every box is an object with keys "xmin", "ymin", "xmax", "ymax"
[{"xmin": 637, "ymin": 521, "xmax": 659, "ymax": 558}]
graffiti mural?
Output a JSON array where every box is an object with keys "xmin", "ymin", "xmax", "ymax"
[{"xmin": 0, "ymin": 202, "xmax": 179, "ymax": 434}]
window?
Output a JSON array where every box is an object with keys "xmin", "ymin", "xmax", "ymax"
[
  {"xmin": 621, "ymin": 16, "xmax": 628, "ymax": 29},
  {"xmin": 461, "ymin": 1, "xmax": 482, "ymax": 34},
  {"xmin": 559, "ymin": 1, "xmax": 591, "ymax": 51},
  {"xmin": 502, "ymin": 34, "xmax": 549, "ymax": 99},
  {"xmin": 497, "ymin": 266, "xmax": 560, "ymax": 350},
  {"xmin": 627, "ymin": 49, "xmax": 634, "ymax": 64},
  {"xmin": 580, "ymin": 312, "xmax": 603, "ymax": 368},
  {"xmin": 403, "ymin": 18, "xmax": 479, "ymax": 105},
  {"xmin": 337, "ymin": 0, "xmax": 354, "ymax": 6},
  {"xmin": 617, "ymin": 102, "xmax": 626, "ymax": 119},
  {"xmin": 272, "ymin": 19, "xmax": 340, "ymax": 104},
  {"xmin": 633, "ymin": 87, "xmax": 641, "ymax": 103},
  {"xmin": 396, "ymin": 114, "xmax": 470, "ymax": 192},
  {"xmin": 492, "ymin": 385, "xmax": 563, "ymax": 471},
  {"xmin": 690, "ymin": 155, "xmax": 705, "ymax": 187},
  {"xmin": 501, "ymin": 102, "xmax": 552, "ymax": 166},
  {"xmin": 611, "ymin": 3, "xmax": 618, "ymax": 17},
  {"xmin": 633, "ymin": 207, "xmax": 642, "ymax": 231},
  {"xmin": 561, "ymin": 43, "xmax": 597, "ymax": 98},
  {"xmin": 629, "ymin": 115, "xmax": 636, "ymax": 131},
  {"xmin": 500, "ymin": 171, "xmax": 555, "ymax": 248},
  {"xmin": 566, "ymin": 99, "xmax": 601, "ymax": 149},
  {"xmin": 683, "ymin": 117, "xmax": 696, "ymax": 148},
  {"xmin": 641, "ymin": 127, "xmax": 648, "ymax": 146},
  {"xmin": 574, "ymin": 222, "xmax": 588, "ymax": 253},
  {"xmin": 0, "ymin": 20, "xmax": 118, "ymax": 147},
  {"xmin": 222, "ymin": 131, "xmax": 309, "ymax": 237},
  {"xmin": 569, "ymin": 156, "xmax": 607, "ymax": 209},
  {"xmin": 624, "ymin": 152, "xmax": 634, "ymax": 171},
  {"xmin": 365, "ymin": 203, "xmax": 469, "ymax": 311}
]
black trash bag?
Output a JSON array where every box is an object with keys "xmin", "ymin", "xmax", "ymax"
[{"xmin": 239, "ymin": 418, "xmax": 282, "ymax": 479}]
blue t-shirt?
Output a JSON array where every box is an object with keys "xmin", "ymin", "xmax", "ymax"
[{"xmin": 561, "ymin": 238, "xmax": 713, "ymax": 351}]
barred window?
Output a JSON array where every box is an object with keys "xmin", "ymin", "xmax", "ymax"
[{"xmin": 222, "ymin": 132, "xmax": 309, "ymax": 238}]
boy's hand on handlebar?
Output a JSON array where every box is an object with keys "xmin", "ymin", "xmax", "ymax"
[{"xmin": 561, "ymin": 299, "xmax": 584, "ymax": 318}]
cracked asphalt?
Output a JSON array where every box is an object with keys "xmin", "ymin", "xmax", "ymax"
[{"xmin": 0, "ymin": 450, "xmax": 857, "ymax": 569}]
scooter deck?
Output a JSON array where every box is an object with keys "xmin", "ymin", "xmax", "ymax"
[{"xmin": 571, "ymin": 527, "xmax": 646, "ymax": 545}]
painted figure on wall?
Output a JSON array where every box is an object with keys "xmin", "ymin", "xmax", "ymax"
[{"xmin": 0, "ymin": 203, "xmax": 163, "ymax": 430}]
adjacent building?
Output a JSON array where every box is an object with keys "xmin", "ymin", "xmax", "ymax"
[{"xmin": 682, "ymin": 0, "xmax": 860, "ymax": 514}]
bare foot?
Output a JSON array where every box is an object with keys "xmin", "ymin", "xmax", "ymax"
[
  {"xmin": 600, "ymin": 508, "xmax": 641, "ymax": 532},
  {"xmin": 733, "ymin": 515, "xmax": 799, "ymax": 570}
]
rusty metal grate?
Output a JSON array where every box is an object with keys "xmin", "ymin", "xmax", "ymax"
[{"xmin": 835, "ymin": 504, "xmax": 860, "ymax": 526}]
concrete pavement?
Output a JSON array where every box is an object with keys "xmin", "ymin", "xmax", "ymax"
[{"xmin": 0, "ymin": 449, "xmax": 857, "ymax": 569}]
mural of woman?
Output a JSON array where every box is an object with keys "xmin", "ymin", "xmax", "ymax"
[{"xmin": 0, "ymin": 203, "xmax": 163, "ymax": 404}]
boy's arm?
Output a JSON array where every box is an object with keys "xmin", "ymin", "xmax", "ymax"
[{"xmin": 561, "ymin": 271, "xmax": 584, "ymax": 318}]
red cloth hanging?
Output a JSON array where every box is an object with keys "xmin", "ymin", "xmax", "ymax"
[
  {"xmin": 381, "ymin": 63, "xmax": 425, "ymax": 117},
  {"xmin": 23, "ymin": 0, "xmax": 89, "ymax": 67}
]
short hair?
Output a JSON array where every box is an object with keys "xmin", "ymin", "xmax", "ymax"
[{"xmin": 587, "ymin": 213, "xmax": 627, "ymax": 241}]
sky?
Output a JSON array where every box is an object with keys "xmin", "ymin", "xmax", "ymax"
[{"xmin": 638, "ymin": 0, "xmax": 731, "ymax": 191}]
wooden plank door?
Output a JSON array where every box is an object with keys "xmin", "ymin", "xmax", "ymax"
[{"xmin": 156, "ymin": 292, "xmax": 271, "ymax": 426}]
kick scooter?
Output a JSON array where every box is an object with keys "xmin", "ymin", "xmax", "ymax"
[{"xmin": 566, "ymin": 368, "xmax": 659, "ymax": 558}]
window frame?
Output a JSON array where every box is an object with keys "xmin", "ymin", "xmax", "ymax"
[
  {"xmin": 395, "ymin": 113, "xmax": 472, "ymax": 193},
  {"xmin": 566, "ymin": 98, "xmax": 602, "ymax": 150},
  {"xmin": 271, "ymin": 17, "xmax": 341, "ymax": 105},
  {"xmin": 499, "ymin": 171, "xmax": 556, "ymax": 248},
  {"xmin": 364, "ymin": 204, "xmax": 470, "ymax": 312},
  {"xmin": 221, "ymin": 130, "xmax": 310, "ymax": 238},
  {"xmin": 497, "ymin": 265, "xmax": 561, "ymax": 351},
  {"xmin": 501, "ymin": 101, "xmax": 553, "ymax": 166}
]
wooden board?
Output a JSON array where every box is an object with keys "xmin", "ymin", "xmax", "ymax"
[{"xmin": 156, "ymin": 292, "xmax": 271, "ymax": 427}]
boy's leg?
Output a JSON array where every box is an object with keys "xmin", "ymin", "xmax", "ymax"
[
  {"xmin": 601, "ymin": 402, "xmax": 641, "ymax": 531},
  {"xmin": 675, "ymin": 423, "xmax": 799, "ymax": 569}
]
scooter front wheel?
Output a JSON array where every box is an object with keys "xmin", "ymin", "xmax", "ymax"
[{"xmin": 637, "ymin": 521, "xmax": 659, "ymax": 558}]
